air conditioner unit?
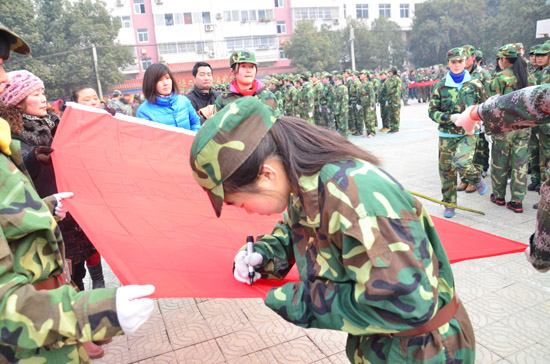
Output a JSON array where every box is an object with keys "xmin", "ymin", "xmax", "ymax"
[
  {"xmin": 216, "ymin": 13, "xmax": 222, "ymax": 20},
  {"xmin": 116, "ymin": 0, "xmax": 123, "ymax": 6},
  {"xmin": 204, "ymin": 24, "xmax": 214, "ymax": 32},
  {"xmin": 333, "ymin": 19, "xmax": 339, "ymax": 25},
  {"xmin": 155, "ymin": 0, "xmax": 163, "ymax": 4},
  {"xmin": 208, "ymin": 51, "xmax": 215, "ymax": 58},
  {"xmin": 258, "ymin": 45, "xmax": 268, "ymax": 50},
  {"xmin": 158, "ymin": 55, "xmax": 165, "ymax": 63}
]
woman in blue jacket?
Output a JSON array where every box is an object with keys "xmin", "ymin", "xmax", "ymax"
[{"xmin": 136, "ymin": 63, "xmax": 200, "ymax": 131}]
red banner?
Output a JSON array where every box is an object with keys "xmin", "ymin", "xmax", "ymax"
[
  {"xmin": 408, "ymin": 80, "xmax": 440, "ymax": 88},
  {"xmin": 52, "ymin": 104, "xmax": 527, "ymax": 299}
]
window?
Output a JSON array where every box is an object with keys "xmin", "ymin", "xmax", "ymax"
[
  {"xmin": 294, "ymin": 7, "xmax": 338, "ymax": 20},
  {"xmin": 133, "ymin": 0, "xmax": 145, "ymax": 14},
  {"xmin": 137, "ymin": 28, "xmax": 149, "ymax": 43},
  {"xmin": 226, "ymin": 36, "xmax": 277, "ymax": 51},
  {"xmin": 121, "ymin": 16, "xmax": 132, "ymax": 28},
  {"xmin": 232, "ymin": 10, "xmax": 239, "ymax": 21},
  {"xmin": 241, "ymin": 10, "xmax": 249, "ymax": 22},
  {"xmin": 141, "ymin": 57, "xmax": 152, "ymax": 71},
  {"xmin": 224, "ymin": 11, "xmax": 231, "ymax": 21},
  {"xmin": 275, "ymin": 0, "xmax": 284, "ymax": 8},
  {"xmin": 277, "ymin": 21, "xmax": 286, "ymax": 34},
  {"xmin": 183, "ymin": 12, "xmax": 192, "ymax": 24},
  {"xmin": 165, "ymin": 14, "xmax": 174, "ymax": 26},
  {"xmin": 279, "ymin": 46, "xmax": 286, "ymax": 59},
  {"xmin": 202, "ymin": 12, "xmax": 211, "ymax": 24},
  {"xmin": 379, "ymin": 4, "xmax": 391, "ymax": 17},
  {"xmin": 175, "ymin": 13, "xmax": 183, "ymax": 24},
  {"xmin": 400, "ymin": 4, "xmax": 409, "ymax": 18},
  {"xmin": 154, "ymin": 14, "xmax": 164, "ymax": 25},
  {"xmin": 356, "ymin": 4, "xmax": 368, "ymax": 18},
  {"xmin": 249, "ymin": 10, "xmax": 257, "ymax": 21}
]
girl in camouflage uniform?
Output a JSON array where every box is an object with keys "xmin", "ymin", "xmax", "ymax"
[
  {"xmin": 488, "ymin": 45, "xmax": 536, "ymax": 213},
  {"xmin": 190, "ymin": 96, "xmax": 475, "ymax": 364}
]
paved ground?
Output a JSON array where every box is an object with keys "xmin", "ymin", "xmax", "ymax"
[{"xmin": 87, "ymin": 101, "xmax": 550, "ymax": 363}]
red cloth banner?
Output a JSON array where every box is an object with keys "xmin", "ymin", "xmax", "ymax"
[
  {"xmin": 409, "ymin": 80, "xmax": 440, "ymax": 88},
  {"xmin": 52, "ymin": 104, "xmax": 527, "ymax": 299}
]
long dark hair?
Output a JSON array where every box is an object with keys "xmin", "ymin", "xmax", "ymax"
[
  {"xmin": 223, "ymin": 116, "xmax": 380, "ymax": 194},
  {"xmin": 142, "ymin": 63, "xmax": 178, "ymax": 103},
  {"xmin": 506, "ymin": 57, "xmax": 529, "ymax": 90}
]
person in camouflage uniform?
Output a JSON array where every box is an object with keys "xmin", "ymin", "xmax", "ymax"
[
  {"xmin": 386, "ymin": 68, "xmax": 402, "ymax": 133},
  {"xmin": 428, "ymin": 47, "xmax": 488, "ymax": 218},
  {"xmin": 214, "ymin": 50, "xmax": 277, "ymax": 113},
  {"xmin": 311, "ymin": 72, "xmax": 323, "ymax": 126},
  {"xmin": 418, "ymin": 68, "xmax": 431, "ymax": 103},
  {"xmin": 319, "ymin": 72, "xmax": 335, "ymax": 131},
  {"xmin": 347, "ymin": 72, "xmax": 363, "ymax": 135},
  {"xmin": 332, "ymin": 75, "xmax": 349, "ymax": 138},
  {"xmin": 359, "ymin": 70, "xmax": 377, "ymax": 137},
  {"xmin": 487, "ymin": 44, "xmax": 536, "ymax": 213},
  {"xmin": 269, "ymin": 79, "xmax": 284, "ymax": 111},
  {"xmin": 296, "ymin": 75, "xmax": 314, "ymax": 123},
  {"xmin": 282, "ymin": 75, "xmax": 298, "ymax": 117},
  {"xmin": 0, "ymin": 22, "xmax": 154, "ymax": 363},
  {"xmin": 189, "ymin": 96, "xmax": 476, "ymax": 364},
  {"xmin": 528, "ymin": 44, "xmax": 543, "ymax": 192},
  {"xmin": 535, "ymin": 43, "xmax": 550, "ymax": 194},
  {"xmin": 400, "ymin": 68, "xmax": 410, "ymax": 106},
  {"xmin": 378, "ymin": 71, "xmax": 389, "ymax": 132},
  {"xmin": 452, "ymin": 84, "xmax": 550, "ymax": 271}
]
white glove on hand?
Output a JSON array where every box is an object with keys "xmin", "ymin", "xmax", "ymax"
[
  {"xmin": 116, "ymin": 284, "xmax": 155, "ymax": 335},
  {"xmin": 484, "ymin": 133, "xmax": 492, "ymax": 145},
  {"xmin": 53, "ymin": 192, "xmax": 74, "ymax": 220},
  {"xmin": 308, "ymin": 112, "xmax": 313, "ymax": 118},
  {"xmin": 318, "ymin": 106, "xmax": 322, "ymax": 112},
  {"xmin": 450, "ymin": 105, "xmax": 482, "ymax": 135},
  {"xmin": 356, "ymin": 104, "xmax": 362, "ymax": 110},
  {"xmin": 233, "ymin": 250, "xmax": 262, "ymax": 285}
]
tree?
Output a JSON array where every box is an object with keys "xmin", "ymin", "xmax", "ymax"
[
  {"xmin": 283, "ymin": 21, "xmax": 342, "ymax": 73},
  {"xmin": 368, "ymin": 17, "xmax": 407, "ymax": 69},
  {"xmin": 0, "ymin": 0, "xmax": 133, "ymax": 99}
]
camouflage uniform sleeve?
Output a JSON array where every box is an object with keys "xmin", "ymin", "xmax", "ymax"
[
  {"xmin": 529, "ymin": 179, "xmax": 550, "ymax": 271},
  {"xmin": 0, "ymin": 152, "xmax": 121, "ymax": 352},
  {"xmin": 479, "ymin": 84, "xmax": 550, "ymax": 134},
  {"xmin": 428, "ymin": 82, "xmax": 449, "ymax": 124},
  {"xmin": 488, "ymin": 74, "xmax": 505, "ymax": 97}
]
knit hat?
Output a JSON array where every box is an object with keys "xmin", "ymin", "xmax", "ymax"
[
  {"xmin": 189, "ymin": 96, "xmax": 279, "ymax": 217},
  {"xmin": 1, "ymin": 70, "xmax": 45, "ymax": 106}
]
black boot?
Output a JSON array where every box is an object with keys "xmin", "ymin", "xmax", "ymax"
[{"xmin": 87, "ymin": 262, "xmax": 105, "ymax": 289}]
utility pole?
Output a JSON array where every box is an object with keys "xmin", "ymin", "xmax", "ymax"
[
  {"xmin": 92, "ymin": 45, "xmax": 103, "ymax": 99},
  {"xmin": 350, "ymin": 27, "xmax": 356, "ymax": 71}
]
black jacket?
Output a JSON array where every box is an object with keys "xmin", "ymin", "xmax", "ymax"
[{"xmin": 185, "ymin": 86, "xmax": 220, "ymax": 125}]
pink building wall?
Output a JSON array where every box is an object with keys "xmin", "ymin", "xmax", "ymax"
[
  {"xmin": 131, "ymin": 0, "xmax": 158, "ymax": 78},
  {"xmin": 274, "ymin": 0, "xmax": 292, "ymax": 67}
]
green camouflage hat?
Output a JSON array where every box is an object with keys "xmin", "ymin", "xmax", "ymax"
[
  {"xmin": 334, "ymin": 74, "xmax": 343, "ymax": 80},
  {"xmin": 462, "ymin": 45, "xmax": 475, "ymax": 57},
  {"xmin": 229, "ymin": 50, "xmax": 257, "ymax": 67},
  {"xmin": 513, "ymin": 42, "xmax": 524, "ymax": 51},
  {"xmin": 530, "ymin": 44, "xmax": 541, "ymax": 55},
  {"xmin": 535, "ymin": 43, "xmax": 550, "ymax": 55},
  {"xmin": 0, "ymin": 21, "xmax": 30, "ymax": 55},
  {"xmin": 360, "ymin": 69, "xmax": 368, "ymax": 74},
  {"xmin": 189, "ymin": 96, "xmax": 279, "ymax": 217},
  {"xmin": 497, "ymin": 44, "xmax": 517, "ymax": 59},
  {"xmin": 475, "ymin": 50, "xmax": 483, "ymax": 58},
  {"xmin": 321, "ymin": 71, "xmax": 331, "ymax": 78},
  {"xmin": 313, "ymin": 71, "xmax": 321, "ymax": 78},
  {"xmin": 447, "ymin": 47, "xmax": 466, "ymax": 61}
]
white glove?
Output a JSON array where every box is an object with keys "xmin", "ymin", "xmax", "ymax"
[
  {"xmin": 356, "ymin": 104, "xmax": 362, "ymax": 110},
  {"xmin": 318, "ymin": 106, "xmax": 322, "ymax": 112},
  {"xmin": 308, "ymin": 112, "xmax": 313, "ymax": 118},
  {"xmin": 450, "ymin": 105, "xmax": 482, "ymax": 135},
  {"xmin": 116, "ymin": 284, "xmax": 155, "ymax": 335},
  {"xmin": 327, "ymin": 108, "xmax": 332, "ymax": 113},
  {"xmin": 53, "ymin": 192, "xmax": 74, "ymax": 220},
  {"xmin": 233, "ymin": 250, "xmax": 262, "ymax": 285},
  {"xmin": 484, "ymin": 133, "xmax": 492, "ymax": 145},
  {"xmin": 370, "ymin": 107, "xmax": 375, "ymax": 111}
]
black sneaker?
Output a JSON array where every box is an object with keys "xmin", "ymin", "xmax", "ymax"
[
  {"xmin": 534, "ymin": 202, "xmax": 539, "ymax": 209},
  {"xmin": 535, "ymin": 184, "xmax": 541, "ymax": 193},
  {"xmin": 506, "ymin": 201, "xmax": 523, "ymax": 213},
  {"xmin": 528, "ymin": 182, "xmax": 539, "ymax": 191},
  {"xmin": 490, "ymin": 194, "xmax": 505, "ymax": 206}
]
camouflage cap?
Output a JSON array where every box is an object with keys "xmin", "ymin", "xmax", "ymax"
[
  {"xmin": 189, "ymin": 96, "xmax": 279, "ymax": 217},
  {"xmin": 475, "ymin": 50, "xmax": 483, "ymax": 58},
  {"xmin": 497, "ymin": 44, "xmax": 517, "ymax": 59},
  {"xmin": 0, "ymin": 21, "xmax": 30, "ymax": 55},
  {"xmin": 535, "ymin": 43, "xmax": 550, "ymax": 55},
  {"xmin": 530, "ymin": 44, "xmax": 541, "ymax": 55},
  {"xmin": 313, "ymin": 71, "xmax": 321, "ymax": 78},
  {"xmin": 513, "ymin": 42, "xmax": 524, "ymax": 51},
  {"xmin": 360, "ymin": 69, "xmax": 368, "ymax": 74},
  {"xmin": 321, "ymin": 71, "xmax": 331, "ymax": 78},
  {"xmin": 462, "ymin": 45, "xmax": 475, "ymax": 57},
  {"xmin": 229, "ymin": 50, "xmax": 257, "ymax": 67},
  {"xmin": 447, "ymin": 47, "xmax": 466, "ymax": 61},
  {"xmin": 334, "ymin": 74, "xmax": 343, "ymax": 80}
]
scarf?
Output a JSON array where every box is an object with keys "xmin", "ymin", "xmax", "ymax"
[
  {"xmin": 20, "ymin": 111, "xmax": 59, "ymax": 147},
  {"xmin": 231, "ymin": 79, "xmax": 258, "ymax": 96},
  {"xmin": 449, "ymin": 70, "xmax": 466, "ymax": 84}
]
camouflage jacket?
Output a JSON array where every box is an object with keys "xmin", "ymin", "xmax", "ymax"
[
  {"xmin": 249, "ymin": 159, "xmax": 459, "ymax": 361},
  {"xmin": 488, "ymin": 68, "xmax": 536, "ymax": 97},
  {"xmin": 385, "ymin": 75, "xmax": 402, "ymax": 100},
  {"xmin": 312, "ymin": 81, "xmax": 323, "ymax": 104},
  {"xmin": 539, "ymin": 66, "xmax": 550, "ymax": 85},
  {"xmin": 400, "ymin": 73, "xmax": 410, "ymax": 90},
  {"xmin": 297, "ymin": 83, "xmax": 314, "ymax": 114},
  {"xmin": 469, "ymin": 64, "xmax": 492, "ymax": 94},
  {"xmin": 332, "ymin": 84, "xmax": 349, "ymax": 115},
  {"xmin": 214, "ymin": 81, "xmax": 278, "ymax": 113},
  {"xmin": 359, "ymin": 80, "xmax": 376, "ymax": 108},
  {"xmin": 0, "ymin": 135, "xmax": 120, "ymax": 363},
  {"xmin": 428, "ymin": 73, "xmax": 487, "ymax": 135},
  {"xmin": 348, "ymin": 79, "xmax": 362, "ymax": 104},
  {"xmin": 478, "ymin": 85, "xmax": 550, "ymax": 271},
  {"xmin": 319, "ymin": 82, "xmax": 333, "ymax": 108}
]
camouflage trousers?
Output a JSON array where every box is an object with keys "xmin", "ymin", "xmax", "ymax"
[
  {"xmin": 529, "ymin": 126, "xmax": 541, "ymax": 184},
  {"xmin": 380, "ymin": 100, "xmax": 388, "ymax": 129},
  {"xmin": 531, "ymin": 178, "xmax": 550, "ymax": 271},
  {"xmin": 401, "ymin": 88, "xmax": 409, "ymax": 105},
  {"xmin": 298, "ymin": 107, "xmax": 314, "ymax": 124},
  {"xmin": 419, "ymin": 86, "xmax": 430, "ymax": 102},
  {"xmin": 490, "ymin": 129, "xmax": 530, "ymax": 202},
  {"xmin": 349, "ymin": 102, "xmax": 361, "ymax": 134},
  {"xmin": 346, "ymin": 301, "xmax": 475, "ymax": 364},
  {"xmin": 473, "ymin": 132, "xmax": 490, "ymax": 173},
  {"xmin": 439, "ymin": 135, "xmax": 480, "ymax": 204},
  {"xmin": 334, "ymin": 111, "xmax": 349, "ymax": 139},
  {"xmin": 320, "ymin": 107, "xmax": 335, "ymax": 131},
  {"xmin": 538, "ymin": 125, "xmax": 550, "ymax": 183},
  {"xmin": 360, "ymin": 105, "xmax": 377, "ymax": 136},
  {"xmin": 387, "ymin": 98, "xmax": 401, "ymax": 132},
  {"xmin": 313, "ymin": 109, "xmax": 322, "ymax": 126}
]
